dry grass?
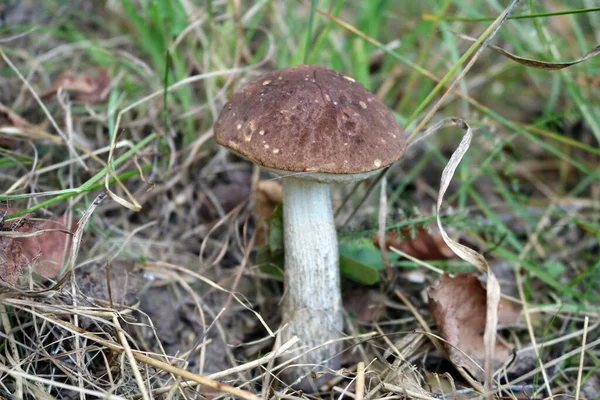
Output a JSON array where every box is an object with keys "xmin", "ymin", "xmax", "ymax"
[{"xmin": 0, "ymin": 0, "xmax": 599, "ymax": 399}]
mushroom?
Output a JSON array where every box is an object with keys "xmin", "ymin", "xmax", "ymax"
[{"xmin": 214, "ymin": 65, "xmax": 405, "ymax": 389}]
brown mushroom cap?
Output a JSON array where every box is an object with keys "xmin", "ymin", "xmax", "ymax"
[{"xmin": 214, "ymin": 65, "xmax": 405, "ymax": 175}]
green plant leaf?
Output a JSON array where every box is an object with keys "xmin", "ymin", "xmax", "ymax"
[
  {"xmin": 255, "ymin": 245, "xmax": 284, "ymax": 279},
  {"xmin": 258, "ymin": 209, "xmax": 386, "ymax": 284},
  {"xmin": 338, "ymin": 238, "xmax": 397, "ymax": 284},
  {"xmin": 266, "ymin": 206, "xmax": 284, "ymax": 257},
  {"xmin": 339, "ymin": 254, "xmax": 380, "ymax": 285}
]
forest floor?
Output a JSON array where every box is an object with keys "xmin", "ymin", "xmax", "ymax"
[{"xmin": 0, "ymin": 1, "xmax": 599, "ymax": 399}]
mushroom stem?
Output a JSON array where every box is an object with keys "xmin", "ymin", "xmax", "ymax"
[{"xmin": 280, "ymin": 176, "xmax": 343, "ymax": 388}]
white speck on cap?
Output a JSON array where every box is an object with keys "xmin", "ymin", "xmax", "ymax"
[
  {"xmin": 263, "ymin": 80, "xmax": 271, "ymax": 86},
  {"xmin": 359, "ymin": 101, "xmax": 367, "ymax": 109},
  {"xmin": 374, "ymin": 159, "xmax": 382, "ymax": 168}
]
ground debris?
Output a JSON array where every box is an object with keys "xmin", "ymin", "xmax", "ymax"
[
  {"xmin": 343, "ymin": 289, "xmax": 388, "ymax": 322},
  {"xmin": 0, "ymin": 208, "xmax": 76, "ymax": 282},
  {"xmin": 428, "ymin": 273, "xmax": 521, "ymax": 381},
  {"xmin": 0, "ymin": 103, "xmax": 34, "ymax": 146},
  {"xmin": 42, "ymin": 69, "xmax": 111, "ymax": 104},
  {"xmin": 376, "ymin": 226, "xmax": 455, "ymax": 260}
]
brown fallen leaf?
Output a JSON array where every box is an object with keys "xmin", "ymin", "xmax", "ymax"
[
  {"xmin": 376, "ymin": 227, "xmax": 455, "ymax": 260},
  {"xmin": 253, "ymin": 180, "xmax": 283, "ymax": 245},
  {"xmin": 343, "ymin": 289, "xmax": 388, "ymax": 322},
  {"xmin": 253, "ymin": 180, "xmax": 283, "ymax": 219},
  {"xmin": 0, "ymin": 104, "xmax": 30, "ymax": 128},
  {"xmin": 0, "ymin": 103, "xmax": 33, "ymax": 147},
  {"xmin": 42, "ymin": 69, "xmax": 110, "ymax": 104},
  {"xmin": 1, "ymin": 209, "xmax": 77, "ymax": 280},
  {"xmin": 0, "ymin": 226, "xmax": 27, "ymax": 284},
  {"xmin": 200, "ymin": 181, "xmax": 252, "ymax": 220},
  {"xmin": 428, "ymin": 273, "xmax": 520, "ymax": 381},
  {"xmin": 20, "ymin": 214, "xmax": 77, "ymax": 279},
  {"xmin": 497, "ymin": 295, "xmax": 521, "ymax": 328}
]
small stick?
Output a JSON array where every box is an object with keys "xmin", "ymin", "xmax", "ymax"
[
  {"xmin": 355, "ymin": 362, "xmax": 365, "ymax": 400},
  {"xmin": 113, "ymin": 316, "xmax": 150, "ymax": 400},
  {"xmin": 574, "ymin": 316, "xmax": 589, "ymax": 400},
  {"xmin": 381, "ymin": 382, "xmax": 438, "ymax": 400},
  {"xmin": 39, "ymin": 315, "xmax": 262, "ymax": 400},
  {"xmin": 0, "ymin": 364, "xmax": 125, "ymax": 400},
  {"xmin": 139, "ymin": 337, "xmax": 301, "ymax": 398},
  {"xmin": 1, "ymin": 305, "xmax": 22, "ymax": 398}
]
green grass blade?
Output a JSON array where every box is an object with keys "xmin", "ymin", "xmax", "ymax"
[{"xmin": 3, "ymin": 133, "xmax": 157, "ymax": 220}]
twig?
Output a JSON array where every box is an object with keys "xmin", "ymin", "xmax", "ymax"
[
  {"xmin": 35, "ymin": 314, "xmax": 262, "ymax": 400},
  {"xmin": 574, "ymin": 316, "xmax": 589, "ymax": 400},
  {"xmin": 355, "ymin": 362, "xmax": 365, "ymax": 400},
  {"xmin": 514, "ymin": 205, "xmax": 556, "ymax": 398},
  {"xmin": 389, "ymin": 247, "xmax": 444, "ymax": 275},
  {"xmin": 497, "ymin": 337, "xmax": 600, "ymax": 390},
  {"xmin": 211, "ymin": 336, "xmax": 300, "ymax": 379},
  {"xmin": 0, "ymin": 363, "xmax": 126, "ymax": 400},
  {"xmin": 1, "ymin": 305, "xmax": 22, "ymax": 398},
  {"xmin": 144, "ymin": 260, "xmax": 274, "ymax": 337},
  {"xmin": 113, "ymin": 316, "xmax": 150, "ymax": 400},
  {"xmin": 381, "ymin": 382, "xmax": 438, "ymax": 400}
]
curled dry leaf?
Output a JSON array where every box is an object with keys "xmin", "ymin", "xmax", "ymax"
[
  {"xmin": 458, "ymin": 32, "xmax": 600, "ymax": 70},
  {"xmin": 0, "ymin": 209, "xmax": 77, "ymax": 280},
  {"xmin": 375, "ymin": 227, "xmax": 455, "ymax": 260},
  {"xmin": 428, "ymin": 273, "xmax": 520, "ymax": 381},
  {"xmin": 42, "ymin": 69, "xmax": 110, "ymax": 104}
]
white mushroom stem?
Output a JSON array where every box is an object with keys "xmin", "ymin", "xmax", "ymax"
[{"xmin": 280, "ymin": 176, "xmax": 343, "ymax": 387}]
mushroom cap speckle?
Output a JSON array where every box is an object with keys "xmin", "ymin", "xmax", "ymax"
[{"xmin": 214, "ymin": 65, "xmax": 405, "ymax": 175}]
